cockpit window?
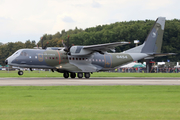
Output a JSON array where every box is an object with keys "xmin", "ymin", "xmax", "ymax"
[
  {"xmin": 12, "ymin": 52, "xmax": 18, "ymax": 56},
  {"xmin": 12, "ymin": 50, "xmax": 21, "ymax": 56}
]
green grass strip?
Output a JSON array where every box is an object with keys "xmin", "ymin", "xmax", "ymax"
[{"xmin": 0, "ymin": 86, "xmax": 180, "ymax": 120}]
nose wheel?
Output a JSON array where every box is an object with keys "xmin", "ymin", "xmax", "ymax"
[{"xmin": 18, "ymin": 70, "xmax": 24, "ymax": 76}]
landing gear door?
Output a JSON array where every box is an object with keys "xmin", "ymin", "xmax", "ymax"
[{"xmin": 104, "ymin": 54, "xmax": 112, "ymax": 68}]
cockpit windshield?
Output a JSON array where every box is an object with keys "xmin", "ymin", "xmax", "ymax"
[{"xmin": 12, "ymin": 50, "xmax": 22, "ymax": 56}]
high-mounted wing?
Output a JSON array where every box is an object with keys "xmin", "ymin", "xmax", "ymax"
[
  {"xmin": 69, "ymin": 41, "xmax": 130, "ymax": 55},
  {"xmin": 83, "ymin": 42, "xmax": 130, "ymax": 52}
]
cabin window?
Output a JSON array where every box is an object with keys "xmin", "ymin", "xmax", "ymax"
[
  {"xmin": 76, "ymin": 58, "xmax": 78, "ymax": 60},
  {"xmin": 49, "ymin": 57, "xmax": 51, "ymax": 59},
  {"xmin": 69, "ymin": 57, "xmax": 71, "ymax": 60},
  {"xmin": 79, "ymin": 58, "xmax": 81, "ymax": 60},
  {"xmin": 72, "ymin": 58, "xmax": 75, "ymax": 60}
]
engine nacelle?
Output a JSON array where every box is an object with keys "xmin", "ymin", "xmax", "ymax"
[{"xmin": 70, "ymin": 46, "xmax": 92, "ymax": 55}]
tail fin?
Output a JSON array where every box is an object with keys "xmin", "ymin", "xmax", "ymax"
[{"xmin": 124, "ymin": 17, "xmax": 166, "ymax": 54}]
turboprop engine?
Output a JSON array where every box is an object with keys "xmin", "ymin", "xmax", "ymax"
[{"xmin": 69, "ymin": 46, "xmax": 92, "ymax": 55}]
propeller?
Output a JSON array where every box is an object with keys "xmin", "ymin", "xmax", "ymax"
[
  {"xmin": 41, "ymin": 37, "xmax": 43, "ymax": 49},
  {"xmin": 43, "ymin": 42, "xmax": 49, "ymax": 49},
  {"xmin": 41, "ymin": 37, "xmax": 49, "ymax": 49},
  {"xmin": 62, "ymin": 35, "xmax": 71, "ymax": 53}
]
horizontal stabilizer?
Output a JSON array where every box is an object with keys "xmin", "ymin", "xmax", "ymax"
[
  {"xmin": 151, "ymin": 53, "xmax": 177, "ymax": 57},
  {"xmin": 145, "ymin": 53, "xmax": 176, "ymax": 59}
]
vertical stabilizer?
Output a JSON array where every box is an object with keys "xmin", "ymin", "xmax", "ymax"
[
  {"xmin": 141, "ymin": 17, "xmax": 165, "ymax": 53},
  {"xmin": 124, "ymin": 17, "xmax": 166, "ymax": 54}
]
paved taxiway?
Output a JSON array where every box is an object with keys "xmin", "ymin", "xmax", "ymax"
[{"xmin": 0, "ymin": 77, "xmax": 180, "ymax": 86}]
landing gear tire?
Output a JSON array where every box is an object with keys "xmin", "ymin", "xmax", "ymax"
[
  {"xmin": 77, "ymin": 72, "xmax": 83, "ymax": 79},
  {"xmin": 63, "ymin": 72, "xmax": 69, "ymax": 78},
  {"xmin": 84, "ymin": 73, "xmax": 90, "ymax": 79},
  {"xmin": 70, "ymin": 73, "xmax": 76, "ymax": 78},
  {"xmin": 18, "ymin": 71, "xmax": 23, "ymax": 76}
]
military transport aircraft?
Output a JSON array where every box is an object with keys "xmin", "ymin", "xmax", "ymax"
[{"xmin": 5, "ymin": 17, "xmax": 175, "ymax": 78}]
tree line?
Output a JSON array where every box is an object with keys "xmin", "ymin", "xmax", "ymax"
[{"xmin": 0, "ymin": 19, "xmax": 180, "ymax": 65}]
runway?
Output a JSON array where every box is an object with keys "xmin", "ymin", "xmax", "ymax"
[{"xmin": 0, "ymin": 77, "xmax": 180, "ymax": 86}]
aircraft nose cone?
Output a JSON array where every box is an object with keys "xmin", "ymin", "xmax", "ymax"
[{"xmin": 5, "ymin": 59, "xmax": 8, "ymax": 65}]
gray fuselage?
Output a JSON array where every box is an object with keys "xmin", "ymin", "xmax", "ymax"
[{"xmin": 6, "ymin": 48, "xmax": 148, "ymax": 72}]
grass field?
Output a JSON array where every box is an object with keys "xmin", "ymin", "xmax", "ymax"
[
  {"xmin": 0, "ymin": 86, "xmax": 180, "ymax": 120},
  {"xmin": 0, "ymin": 70, "xmax": 180, "ymax": 77}
]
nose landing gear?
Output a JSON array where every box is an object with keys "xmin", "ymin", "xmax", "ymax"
[{"xmin": 18, "ymin": 70, "xmax": 24, "ymax": 75}]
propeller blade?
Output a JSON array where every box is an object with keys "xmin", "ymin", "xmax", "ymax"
[
  {"xmin": 67, "ymin": 35, "xmax": 69, "ymax": 48},
  {"xmin": 43, "ymin": 42, "xmax": 49, "ymax": 49},
  {"xmin": 41, "ymin": 37, "xmax": 43, "ymax": 49},
  {"xmin": 62, "ymin": 40, "xmax": 66, "ymax": 47},
  {"xmin": 62, "ymin": 35, "xmax": 72, "ymax": 54},
  {"xmin": 62, "ymin": 40, "xmax": 68, "ymax": 52}
]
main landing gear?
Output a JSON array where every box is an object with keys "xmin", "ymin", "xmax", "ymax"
[{"xmin": 63, "ymin": 72, "xmax": 91, "ymax": 79}]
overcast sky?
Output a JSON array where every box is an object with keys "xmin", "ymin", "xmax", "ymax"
[{"xmin": 0, "ymin": 0, "xmax": 179, "ymax": 44}]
